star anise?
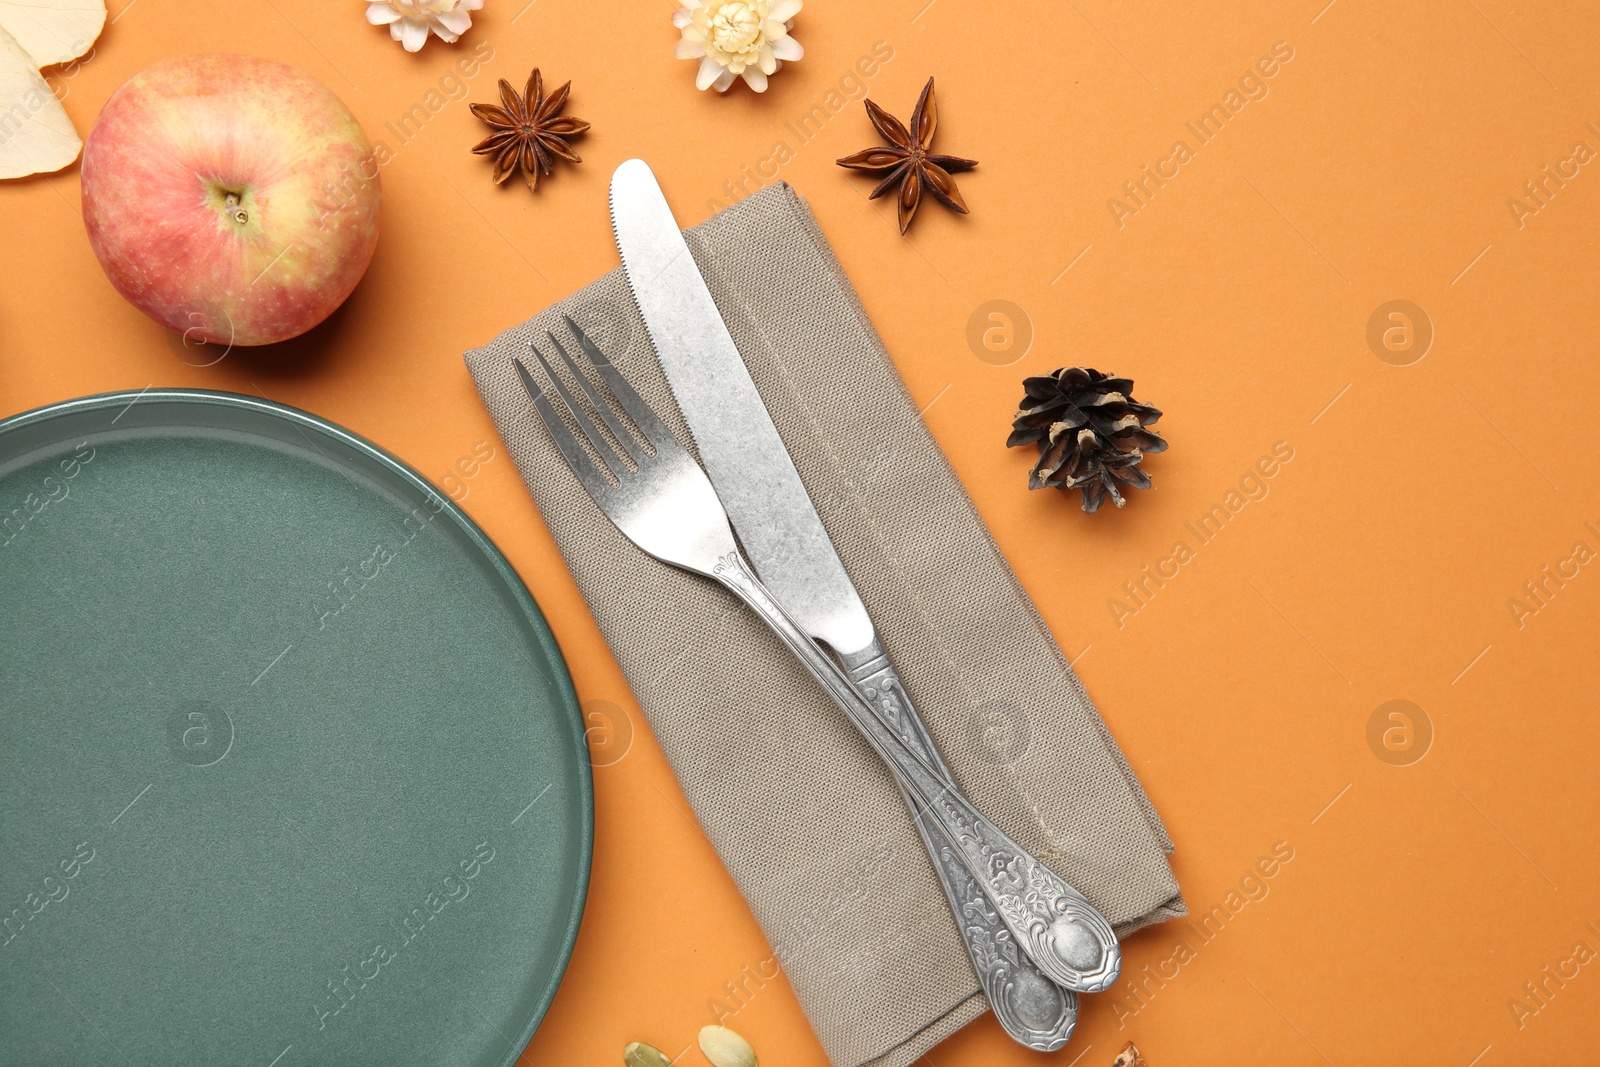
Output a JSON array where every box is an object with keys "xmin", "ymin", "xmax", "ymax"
[
  {"xmin": 470, "ymin": 69, "xmax": 590, "ymax": 192},
  {"xmin": 836, "ymin": 77, "xmax": 977, "ymax": 233}
]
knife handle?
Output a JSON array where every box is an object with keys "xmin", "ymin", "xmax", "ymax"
[
  {"xmin": 708, "ymin": 550, "xmax": 1121, "ymax": 995},
  {"xmin": 842, "ymin": 644, "xmax": 1079, "ymax": 1050}
]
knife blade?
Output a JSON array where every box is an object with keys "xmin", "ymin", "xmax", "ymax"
[{"xmin": 607, "ymin": 157, "xmax": 874, "ymax": 656}]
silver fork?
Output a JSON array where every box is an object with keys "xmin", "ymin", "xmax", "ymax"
[{"xmin": 514, "ymin": 321, "xmax": 1121, "ymax": 995}]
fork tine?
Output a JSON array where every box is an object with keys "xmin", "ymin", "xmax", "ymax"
[
  {"xmin": 527, "ymin": 342, "xmax": 627, "ymax": 478},
  {"xmin": 562, "ymin": 315, "xmax": 679, "ymax": 451},
  {"xmin": 513, "ymin": 356, "xmax": 614, "ymax": 495},
  {"xmin": 546, "ymin": 330, "xmax": 644, "ymax": 464}
]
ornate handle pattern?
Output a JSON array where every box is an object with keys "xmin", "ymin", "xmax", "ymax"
[
  {"xmin": 844, "ymin": 646, "xmax": 1078, "ymax": 1049},
  {"xmin": 711, "ymin": 551, "xmax": 1121, "ymax": 995}
]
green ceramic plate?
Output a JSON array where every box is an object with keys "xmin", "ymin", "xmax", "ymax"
[{"xmin": 0, "ymin": 390, "xmax": 592, "ymax": 1067}]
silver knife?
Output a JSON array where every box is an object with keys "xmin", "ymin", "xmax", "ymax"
[{"xmin": 609, "ymin": 158, "xmax": 1109, "ymax": 1047}]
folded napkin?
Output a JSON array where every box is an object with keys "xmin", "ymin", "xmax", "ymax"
[{"xmin": 465, "ymin": 182, "xmax": 1184, "ymax": 1067}]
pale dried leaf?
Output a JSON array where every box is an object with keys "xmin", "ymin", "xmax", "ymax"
[
  {"xmin": 0, "ymin": 24, "xmax": 80, "ymax": 178},
  {"xmin": 0, "ymin": 0, "xmax": 105, "ymax": 67}
]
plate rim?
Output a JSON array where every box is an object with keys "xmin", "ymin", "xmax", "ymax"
[{"xmin": 0, "ymin": 388, "xmax": 595, "ymax": 1067}]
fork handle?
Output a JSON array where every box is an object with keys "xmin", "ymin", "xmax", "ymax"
[
  {"xmin": 842, "ymin": 644, "xmax": 1078, "ymax": 1049},
  {"xmin": 709, "ymin": 550, "xmax": 1121, "ymax": 995}
]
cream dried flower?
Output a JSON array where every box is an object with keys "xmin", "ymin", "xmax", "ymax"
[
  {"xmin": 366, "ymin": 0, "xmax": 483, "ymax": 53},
  {"xmin": 673, "ymin": 0, "xmax": 802, "ymax": 93}
]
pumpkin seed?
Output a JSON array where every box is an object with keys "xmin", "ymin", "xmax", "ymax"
[
  {"xmin": 624, "ymin": 1040, "xmax": 672, "ymax": 1067},
  {"xmin": 698, "ymin": 1024, "xmax": 757, "ymax": 1067}
]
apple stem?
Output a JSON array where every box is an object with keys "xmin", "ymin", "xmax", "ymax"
[{"xmin": 223, "ymin": 192, "xmax": 248, "ymax": 225}]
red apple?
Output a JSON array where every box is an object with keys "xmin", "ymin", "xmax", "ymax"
[{"xmin": 81, "ymin": 54, "xmax": 381, "ymax": 347}]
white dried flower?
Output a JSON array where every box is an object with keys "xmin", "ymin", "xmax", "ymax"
[
  {"xmin": 673, "ymin": 0, "xmax": 802, "ymax": 93},
  {"xmin": 366, "ymin": 0, "xmax": 483, "ymax": 53}
]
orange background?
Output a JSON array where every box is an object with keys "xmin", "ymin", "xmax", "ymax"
[{"xmin": 5, "ymin": 0, "xmax": 1599, "ymax": 1064}]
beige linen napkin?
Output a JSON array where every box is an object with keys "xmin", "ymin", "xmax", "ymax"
[{"xmin": 465, "ymin": 181, "xmax": 1184, "ymax": 1067}]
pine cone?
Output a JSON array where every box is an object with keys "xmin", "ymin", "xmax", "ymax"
[{"xmin": 1007, "ymin": 367, "xmax": 1166, "ymax": 513}]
